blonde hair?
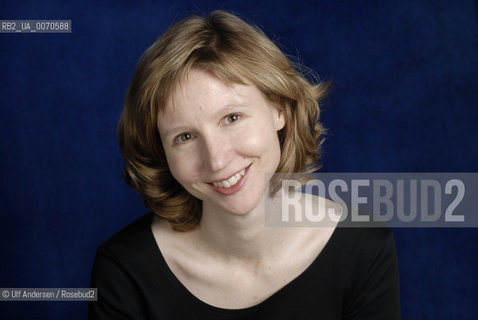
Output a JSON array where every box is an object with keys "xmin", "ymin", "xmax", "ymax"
[{"xmin": 118, "ymin": 10, "xmax": 328, "ymax": 231}]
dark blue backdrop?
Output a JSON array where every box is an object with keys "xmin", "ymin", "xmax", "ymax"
[{"xmin": 1, "ymin": 1, "xmax": 477, "ymax": 319}]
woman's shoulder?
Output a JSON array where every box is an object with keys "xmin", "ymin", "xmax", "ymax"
[
  {"xmin": 90, "ymin": 212, "xmax": 167, "ymax": 299},
  {"xmin": 95, "ymin": 212, "xmax": 156, "ymax": 261},
  {"xmin": 89, "ymin": 213, "xmax": 178, "ymax": 319},
  {"xmin": 329, "ymin": 219, "xmax": 400, "ymax": 319},
  {"xmin": 302, "ymin": 197, "xmax": 396, "ymax": 258},
  {"xmin": 328, "ymin": 216, "xmax": 397, "ymax": 261}
]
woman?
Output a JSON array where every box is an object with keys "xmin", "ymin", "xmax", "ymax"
[{"xmin": 89, "ymin": 10, "xmax": 400, "ymax": 319}]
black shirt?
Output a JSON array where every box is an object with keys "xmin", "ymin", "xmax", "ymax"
[{"xmin": 89, "ymin": 213, "xmax": 400, "ymax": 319}]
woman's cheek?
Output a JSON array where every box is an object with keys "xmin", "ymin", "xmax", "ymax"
[
  {"xmin": 166, "ymin": 148, "xmax": 201, "ymax": 184},
  {"xmin": 242, "ymin": 132, "xmax": 279, "ymax": 160}
]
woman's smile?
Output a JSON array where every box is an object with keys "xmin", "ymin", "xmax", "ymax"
[{"xmin": 208, "ymin": 163, "xmax": 252, "ymax": 195}]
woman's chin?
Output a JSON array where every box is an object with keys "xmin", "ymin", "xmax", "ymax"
[{"xmin": 205, "ymin": 192, "xmax": 266, "ymax": 218}]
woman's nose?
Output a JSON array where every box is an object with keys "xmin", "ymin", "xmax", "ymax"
[{"xmin": 202, "ymin": 134, "xmax": 232, "ymax": 172}]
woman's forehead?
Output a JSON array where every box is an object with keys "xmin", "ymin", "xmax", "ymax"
[{"xmin": 164, "ymin": 69, "xmax": 251, "ymax": 111}]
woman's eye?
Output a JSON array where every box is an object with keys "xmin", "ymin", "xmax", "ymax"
[
  {"xmin": 174, "ymin": 133, "xmax": 195, "ymax": 144},
  {"xmin": 224, "ymin": 114, "xmax": 241, "ymax": 125}
]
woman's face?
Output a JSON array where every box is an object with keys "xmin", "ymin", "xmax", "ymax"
[{"xmin": 157, "ymin": 69, "xmax": 285, "ymax": 216}]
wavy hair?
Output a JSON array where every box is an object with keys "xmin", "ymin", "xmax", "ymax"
[{"xmin": 118, "ymin": 10, "xmax": 329, "ymax": 231}]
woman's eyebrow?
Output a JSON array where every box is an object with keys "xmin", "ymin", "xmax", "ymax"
[
  {"xmin": 213, "ymin": 102, "xmax": 248, "ymax": 115},
  {"xmin": 161, "ymin": 126, "xmax": 192, "ymax": 139},
  {"xmin": 206, "ymin": 102, "xmax": 250, "ymax": 124}
]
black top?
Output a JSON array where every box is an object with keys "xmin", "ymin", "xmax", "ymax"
[{"xmin": 89, "ymin": 213, "xmax": 400, "ymax": 319}]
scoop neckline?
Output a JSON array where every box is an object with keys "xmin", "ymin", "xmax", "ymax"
[{"xmin": 146, "ymin": 213, "xmax": 343, "ymax": 316}]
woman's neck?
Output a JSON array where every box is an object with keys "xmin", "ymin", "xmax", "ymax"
[
  {"xmin": 183, "ymin": 192, "xmax": 341, "ymax": 266},
  {"xmin": 190, "ymin": 199, "xmax": 290, "ymax": 264}
]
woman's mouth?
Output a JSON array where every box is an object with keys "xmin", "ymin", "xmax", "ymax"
[
  {"xmin": 208, "ymin": 164, "xmax": 251, "ymax": 195},
  {"xmin": 211, "ymin": 168, "xmax": 246, "ymax": 188}
]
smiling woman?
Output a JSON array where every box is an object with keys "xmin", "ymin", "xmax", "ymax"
[
  {"xmin": 89, "ymin": 10, "xmax": 400, "ymax": 320},
  {"xmin": 115, "ymin": 9, "xmax": 326, "ymax": 232}
]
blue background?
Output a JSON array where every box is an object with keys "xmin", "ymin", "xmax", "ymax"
[{"xmin": 1, "ymin": 0, "xmax": 477, "ymax": 319}]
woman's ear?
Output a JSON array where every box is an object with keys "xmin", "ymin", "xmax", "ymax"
[
  {"xmin": 275, "ymin": 108, "xmax": 286, "ymax": 131},
  {"xmin": 268, "ymin": 95, "xmax": 286, "ymax": 131}
]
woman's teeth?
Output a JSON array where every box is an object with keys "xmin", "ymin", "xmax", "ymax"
[{"xmin": 212, "ymin": 169, "xmax": 246, "ymax": 188}]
